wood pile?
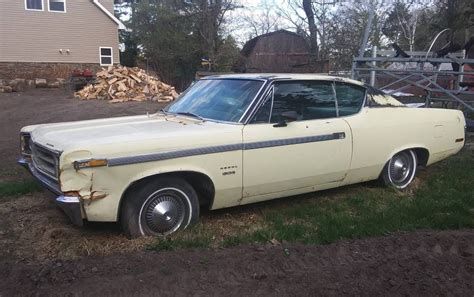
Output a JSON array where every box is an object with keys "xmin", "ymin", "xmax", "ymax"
[{"xmin": 74, "ymin": 66, "xmax": 179, "ymax": 103}]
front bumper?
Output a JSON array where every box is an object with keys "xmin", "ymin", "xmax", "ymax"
[{"xmin": 17, "ymin": 157, "xmax": 84, "ymax": 226}]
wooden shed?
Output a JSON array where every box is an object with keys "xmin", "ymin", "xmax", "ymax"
[{"xmin": 233, "ymin": 30, "xmax": 328, "ymax": 73}]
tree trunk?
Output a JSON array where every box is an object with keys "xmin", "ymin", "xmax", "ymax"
[{"xmin": 302, "ymin": 0, "xmax": 319, "ymax": 59}]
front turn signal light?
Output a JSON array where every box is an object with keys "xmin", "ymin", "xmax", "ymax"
[{"xmin": 74, "ymin": 159, "xmax": 108, "ymax": 170}]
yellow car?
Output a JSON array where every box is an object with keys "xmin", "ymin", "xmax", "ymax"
[{"xmin": 18, "ymin": 74, "xmax": 466, "ymax": 237}]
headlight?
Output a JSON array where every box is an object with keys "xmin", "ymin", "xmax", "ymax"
[{"xmin": 20, "ymin": 133, "xmax": 32, "ymax": 156}]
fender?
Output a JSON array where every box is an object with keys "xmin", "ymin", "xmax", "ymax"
[{"xmin": 384, "ymin": 144, "xmax": 430, "ymax": 165}]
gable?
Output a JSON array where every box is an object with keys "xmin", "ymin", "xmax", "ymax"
[{"xmin": 92, "ymin": 0, "xmax": 126, "ymax": 30}]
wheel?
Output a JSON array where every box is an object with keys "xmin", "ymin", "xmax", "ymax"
[
  {"xmin": 121, "ymin": 177, "xmax": 200, "ymax": 238},
  {"xmin": 381, "ymin": 150, "xmax": 417, "ymax": 189}
]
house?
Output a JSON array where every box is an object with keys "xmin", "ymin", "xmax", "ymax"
[
  {"xmin": 233, "ymin": 30, "xmax": 328, "ymax": 73},
  {"xmin": 0, "ymin": 0, "xmax": 125, "ymax": 81}
]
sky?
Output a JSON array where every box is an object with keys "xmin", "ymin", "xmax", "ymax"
[{"xmin": 117, "ymin": 0, "xmax": 437, "ymax": 46}]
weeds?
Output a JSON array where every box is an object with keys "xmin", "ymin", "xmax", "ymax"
[
  {"xmin": 0, "ymin": 179, "xmax": 40, "ymax": 198},
  {"xmin": 146, "ymin": 150, "xmax": 474, "ymax": 251}
]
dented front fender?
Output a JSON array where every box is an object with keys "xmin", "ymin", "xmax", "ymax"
[{"xmin": 60, "ymin": 150, "xmax": 108, "ymax": 202}]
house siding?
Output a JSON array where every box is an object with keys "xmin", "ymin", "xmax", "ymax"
[{"xmin": 0, "ymin": 0, "xmax": 120, "ymax": 64}]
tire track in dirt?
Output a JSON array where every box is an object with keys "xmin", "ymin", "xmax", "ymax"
[{"xmin": 1, "ymin": 230, "xmax": 473, "ymax": 296}]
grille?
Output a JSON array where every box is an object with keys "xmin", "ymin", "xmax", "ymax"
[{"xmin": 31, "ymin": 142, "xmax": 59, "ymax": 180}]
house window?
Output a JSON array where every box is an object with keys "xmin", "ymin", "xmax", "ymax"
[
  {"xmin": 100, "ymin": 47, "xmax": 113, "ymax": 66},
  {"xmin": 48, "ymin": 0, "xmax": 66, "ymax": 12},
  {"xmin": 25, "ymin": 0, "xmax": 44, "ymax": 11}
]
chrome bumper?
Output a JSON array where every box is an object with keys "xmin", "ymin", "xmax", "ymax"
[{"xmin": 17, "ymin": 157, "xmax": 84, "ymax": 226}]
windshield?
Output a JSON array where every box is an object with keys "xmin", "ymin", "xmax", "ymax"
[{"xmin": 166, "ymin": 79, "xmax": 264, "ymax": 123}]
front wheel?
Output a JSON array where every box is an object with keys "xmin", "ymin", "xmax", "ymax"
[
  {"xmin": 381, "ymin": 150, "xmax": 417, "ymax": 189},
  {"xmin": 121, "ymin": 177, "xmax": 200, "ymax": 238}
]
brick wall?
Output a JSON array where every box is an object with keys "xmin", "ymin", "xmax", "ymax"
[{"xmin": 0, "ymin": 62, "xmax": 103, "ymax": 80}]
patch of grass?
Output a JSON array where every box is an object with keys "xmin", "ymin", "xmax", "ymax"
[
  {"xmin": 146, "ymin": 226, "xmax": 213, "ymax": 251},
  {"xmin": 0, "ymin": 179, "xmax": 40, "ymax": 198},
  {"xmin": 146, "ymin": 150, "xmax": 474, "ymax": 251},
  {"xmin": 221, "ymin": 229, "xmax": 273, "ymax": 248},
  {"xmin": 260, "ymin": 150, "xmax": 473, "ymax": 245}
]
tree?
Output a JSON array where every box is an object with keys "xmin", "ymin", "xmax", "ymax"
[
  {"xmin": 182, "ymin": 0, "xmax": 240, "ymax": 68},
  {"xmin": 119, "ymin": 30, "xmax": 139, "ymax": 67},
  {"xmin": 278, "ymin": 0, "xmax": 336, "ymax": 60},
  {"xmin": 321, "ymin": 0, "xmax": 388, "ymax": 70},
  {"xmin": 383, "ymin": 2, "xmax": 421, "ymax": 52},
  {"xmin": 302, "ymin": 0, "xmax": 319, "ymax": 58},
  {"xmin": 238, "ymin": 0, "xmax": 282, "ymax": 40},
  {"xmin": 123, "ymin": 0, "xmax": 238, "ymax": 89},
  {"xmin": 130, "ymin": 1, "xmax": 202, "ymax": 89},
  {"xmin": 324, "ymin": 3, "xmax": 366, "ymax": 70},
  {"xmin": 411, "ymin": 0, "xmax": 473, "ymax": 51},
  {"xmin": 214, "ymin": 35, "xmax": 240, "ymax": 71},
  {"xmin": 431, "ymin": 0, "xmax": 472, "ymax": 46}
]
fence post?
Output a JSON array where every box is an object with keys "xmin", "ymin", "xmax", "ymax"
[{"xmin": 370, "ymin": 46, "xmax": 377, "ymax": 87}]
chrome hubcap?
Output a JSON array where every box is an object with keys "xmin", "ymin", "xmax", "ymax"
[
  {"xmin": 389, "ymin": 152, "xmax": 413, "ymax": 184},
  {"xmin": 141, "ymin": 190, "xmax": 185, "ymax": 235}
]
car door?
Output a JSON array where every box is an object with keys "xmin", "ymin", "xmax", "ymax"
[{"xmin": 241, "ymin": 80, "xmax": 353, "ymax": 203}]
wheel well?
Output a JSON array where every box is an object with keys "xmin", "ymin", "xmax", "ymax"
[
  {"xmin": 119, "ymin": 171, "xmax": 215, "ymax": 220},
  {"xmin": 412, "ymin": 148, "xmax": 429, "ymax": 167},
  {"xmin": 379, "ymin": 147, "xmax": 430, "ymax": 179}
]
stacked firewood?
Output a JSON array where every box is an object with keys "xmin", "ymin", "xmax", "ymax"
[{"xmin": 74, "ymin": 66, "xmax": 179, "ymax": 103}]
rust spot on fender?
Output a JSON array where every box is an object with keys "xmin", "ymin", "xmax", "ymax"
[
  {"xmin": 88, "ymin": 191, "xmax": 108, "ymax": 200},
  {"xmin": 63, "ymin": 190, "xmax": 108, "ymax": 201}
]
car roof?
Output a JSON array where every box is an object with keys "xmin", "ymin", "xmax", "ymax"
[{"xmin": 202, "ymin": 73, "xmax": 364, "ymax": 86}]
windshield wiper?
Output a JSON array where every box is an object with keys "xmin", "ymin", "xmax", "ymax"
[{"xmin": 175, "ymin": 112, "xmax": 205, "ymax": 121}]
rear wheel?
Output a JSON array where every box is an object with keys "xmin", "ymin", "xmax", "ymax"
[
  {"xmin": 121, "ymin": 177, "xmax": 199, "ymax": 238},
  {"xmin": 381, "ymin": 150, "xmax": 417, "ymax": 189}
]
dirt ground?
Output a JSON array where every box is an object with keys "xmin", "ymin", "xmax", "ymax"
[
  {"xmin": 1, "ymin": 230, "xmax": 473, "ymax": 296},
  {"xmin": 0, "ymin": 88, "xmax": 164, "ymax": 176},
  {"xmin": 0, "ymin": 89, "xmax": 473, "ymax": 296}
]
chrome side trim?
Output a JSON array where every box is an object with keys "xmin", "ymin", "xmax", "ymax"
[
  {"xmin": 57, "ymin": 196, "xmax": 81, "ymax": 203},
  {"xmin": 108, "ymin": 143, "xmax": 244, "ymax": 167},
  {"xmin": 244, "ymin": 133, "xmax": 345, "ymax": 150},
  {"xmin": 106, "ymin": 133, "xmax": 346, "ymax": 167},
  {"xmin": 238, "ymin": 80, "xmax": 270, "ymax": 123}
]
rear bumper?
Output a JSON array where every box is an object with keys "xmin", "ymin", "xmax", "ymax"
[{"xmin": 17, "ymin": 157, "xmax": 84, "ymax": 226}]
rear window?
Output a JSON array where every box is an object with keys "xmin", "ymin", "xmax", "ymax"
[{"xmin": 335, "ymin": 82, "xmax": 366, "ymax": 116}]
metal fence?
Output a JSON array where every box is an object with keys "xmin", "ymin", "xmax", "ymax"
[{"xmin": 351, "ymin": 47, "xmax": 474, "ymax": 113}]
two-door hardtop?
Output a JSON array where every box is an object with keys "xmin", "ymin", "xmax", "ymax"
[{"xmin": 18, "ymin": 74, "xmax": 466, "ymax": 237}]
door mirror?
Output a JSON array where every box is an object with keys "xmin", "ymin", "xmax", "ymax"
[{"xmin": 273, "ymin": 111, "xmax": 298, "ymax": 127}]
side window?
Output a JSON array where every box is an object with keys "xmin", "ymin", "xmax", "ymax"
[
  {"xmin": 270, "ymin": 81, "xmax": 336, "ymax": 123},
  {"xmin": 335, "ymin": 83, "xmax": 366, "ymax": 116}
]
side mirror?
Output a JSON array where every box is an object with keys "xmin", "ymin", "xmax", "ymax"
[{"xmin": 273, "ymin": 111, "xmax": 299, "ymax": 127}]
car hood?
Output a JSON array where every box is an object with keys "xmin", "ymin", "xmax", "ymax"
[{"xmin": 29, "ymin": 113, "xmax": 243, "ymax": 158}]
